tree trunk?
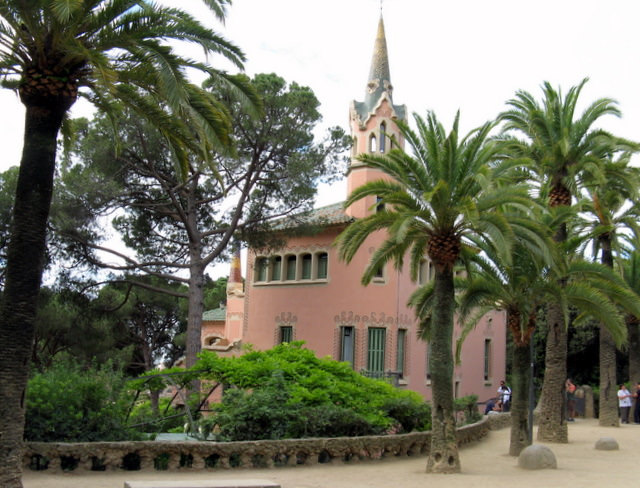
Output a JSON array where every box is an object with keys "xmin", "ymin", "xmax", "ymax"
[
  {"xmin": 536, "ymin": 301, "xmax": 568, "ymax": 443},
  {"xmin": 510, "ymin": 342, "xmax": 532, "ymax": 456},
  {"xmin": 0, "ymin": 101, "xmax": 66, "ymax": 487},
  {"xmin": 599, "ymin": 325, "xmax": 619, "ymax": 426},
  {"xmin": 426, "ymin": 266, "xmax": 460, "ymax": 473},
  {"xmin": 186, "ymin": 244, "xmax": 206, "ymax": 370},
  {"xmin": 598, "ymin": 237, "xmax": 619, "ymax": 426}
]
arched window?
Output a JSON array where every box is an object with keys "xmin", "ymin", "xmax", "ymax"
[
  {"xmin": 379, "ymin": 122, "xmax": 386, "ymax": 153},
  {"xmin": 271, "ymin": 256, "xmax": 282, "ymax": 281},
  {"xmin": 316, "ymin": 252, "xmax": 328, "ymax": 279},
  {"xmin": 301, "ymin": 253, "xmax": 312, "ymax": 279},
  {"xmin": 255, "ymin": 257, "xmax": 268, "ymax": 282},
  {"xmin": 369, "ymin": 133, "xmax": 377, "ymax": 153},
  {"xmin": 286, "ymin": 255, "xmax": 297, "ymax": 280}
]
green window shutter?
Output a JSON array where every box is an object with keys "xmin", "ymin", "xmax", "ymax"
[{"xmin": 367, "ymin": 328, "xmax": 386, "ymax": 373}]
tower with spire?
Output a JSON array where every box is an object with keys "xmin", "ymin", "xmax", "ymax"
[
  {"xmin": 199, "ymin": 12, "xmax": 507, "ymax": 406},
  {"xmin": 346, "ymin": 14, "xmax": 407, "ymax": 219}
]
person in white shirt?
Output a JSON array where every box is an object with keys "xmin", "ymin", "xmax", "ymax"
[
  {"xmin": 617, "ymin": 384, "xmax": 632, "ymax": 424},
  {"xmin": 497, "ymin": 380, "xmax": 511, "ymax": 412}
]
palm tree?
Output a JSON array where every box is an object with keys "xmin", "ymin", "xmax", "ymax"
[
  {"xmin": 621, "ymin": 250, "xmax": 640, "ymax": 385},
  {"xmin": 0, "ymin": 2, "xmax": 256, "ymax": 486},
  {"xmin": 458, "ymin": 234, "xmax": 637, "ymax": 454},
  {"xmin": 455, "ymin": 215, "xmax": 554, "ymax": 456},
  {"xmin": 499, "ymin": 78, "xmax": 629, "ymax": 442},
  {"xmin": 337, "ymin": 111, "xmax": 532, "ymax": 473},
  {"xmin": 575, "ymin": 155, "xmax": 640, "ymax": 426}
]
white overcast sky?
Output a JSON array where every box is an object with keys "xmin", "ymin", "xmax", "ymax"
[{"xmin": 1, "ymin": 0, "xmax": 639, "ymax": 208}]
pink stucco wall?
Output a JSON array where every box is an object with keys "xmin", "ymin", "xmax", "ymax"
[{"xmin": 241, "ymin": 226, "xmax": 506, "ymax": 403}]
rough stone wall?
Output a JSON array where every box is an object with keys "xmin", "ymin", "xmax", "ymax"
[{"xmin": 24, "ymin": 416, "xmax": 505, "ymax": 473}]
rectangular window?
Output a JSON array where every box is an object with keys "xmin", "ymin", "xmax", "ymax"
[
  {"xmin": 286, "ymin": 255, "xmax": 296, "ymax": 280},
  {"xmin": 316, "ymin": 253, "xmax": 328, "ymax": 279},
  {"xmin": 280, "ymin": 326, "xmax": 293, "ymax": 344},
  {"xmin": 302, "ymin": 254, "xmax": 312, "ymax": 279},
  {"xmin": 367, "ymin": 328, "xmax": 386, "ymax": 373},
  {"xmin": 272, "ymin": 256, "xmax": 282, "ymax": 280},
  {"xmin": 376, "ymin": 196, "xmax": 385, "ymax": 213},
  {"xmin": 340, "ymin": 326, "xmax": 355, "ymax": 367},
  {"xmin": 396, "ymin": 329, "xmax": 406, "ymax": 378},
  {"xmin": 484, "ymin": 339, "xmax": 491, "ymax": 381}
]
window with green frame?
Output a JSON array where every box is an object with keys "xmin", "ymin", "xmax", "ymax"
[
  {"xmin": 316, "ymin": 252, "xmax": 328, "ymax": 279},
  {"xmin": 396, "ymin": 329, "xmax": 406, "ymax": 378},
  {"xmin": 340, "ymin": 326, "xmax": 355, "ymax": 367},
  {"xmin": 367, "ymin": 327, "xmax": 386, "ymax": 373},
  {"xmin": 301, "ymin": 253, "xmax": 312, "ymax": 279},
  {"xmin": 280, "ymin": 326, "xmax": 293, "ymax": 344},
  {"xmin": 286, "ymin": 255, "xmax": 296, "ymax": 280},
  {"xmin": 271, "ymin": 256, "xmax": 282, "ymax": 280},
  {"xmin": 255, "ymin": 257, "xmax": 268, "ymax": 282}
]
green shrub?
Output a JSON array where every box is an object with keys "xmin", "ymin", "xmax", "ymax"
[
  {"xmin": 25, "ymin": 360, "xmax": 137, "ymax": 442},
  {"xmin": 381, "ymin": 396, "xmax": 431, "ymax": 432},
  {"xmin": 196, "ymin": 342, "xmax": 432, "ymax": 440}
]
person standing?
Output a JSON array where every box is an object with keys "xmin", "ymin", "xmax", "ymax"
[
  {"xmin": 565, "ymin": 378, "xmax": 577, "ymax": 421},
  {"xmin": 497, "ymin": 380, "xmax": 511, "ymax": 412},
  {"xmin": 617, "ymin": 384, "xmax": 632, "ymax": 424},
  {"xmin": 633, "ymin": 382, "xmax": 640, "ymax": 424}
]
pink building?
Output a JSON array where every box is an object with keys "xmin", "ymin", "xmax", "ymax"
[{"xmin": 204, "ymin": 15, "xmax": 507, "ymax": 403}]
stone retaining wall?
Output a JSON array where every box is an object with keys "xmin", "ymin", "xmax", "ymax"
[{"xmin": 24, "ymin": 414, "xmax": 507, "ymax": 473}]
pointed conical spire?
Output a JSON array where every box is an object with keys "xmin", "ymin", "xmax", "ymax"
[{"xmin": 364, "ymin": 15, "xmax": 392, "ymax": 110}]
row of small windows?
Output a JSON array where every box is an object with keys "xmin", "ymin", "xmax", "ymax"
[
  {"xmin": 254, "ymin": 252, "xmax": 329, "ymax": 283},
  {"xmin": 353, "ymin": 123, "xmax": 395, "ymax": 158}
]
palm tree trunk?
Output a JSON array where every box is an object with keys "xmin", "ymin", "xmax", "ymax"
[
  {"xmin": 598, "ymin": 237, "xmax": 619, "ymax": 426},
  {"xmin": 599, "ymin": 325, "xmax": 619, "ymax": 425},
  {"xmin": 510, "ymin": 342, "xmax": 532, "ymax": 455},
  {"xmin": 426, "ymin": 266, "xmax": 460, "ymax": 473},
  {"xmin": 536, "ymin": 301, "xmax": 569, "ymax": 443},
  {"xmin": 0, "ymin": 101, "xmax": 65, "ymax": 488}
]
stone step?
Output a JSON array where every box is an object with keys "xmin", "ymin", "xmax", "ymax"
[{"xmin": 124, "ymin": 480, "xmax": 281, "ymax": 488}]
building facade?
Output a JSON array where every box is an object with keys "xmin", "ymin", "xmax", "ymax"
[{"xmin": 203, "ymin": 15, "xmax": 506, "ymax": 402}]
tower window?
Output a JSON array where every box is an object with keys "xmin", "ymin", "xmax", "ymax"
[
  {"xmin": 369, "ymin": 134, "xmax": 377, "ymax": 152},
  {"xmin": 379, "ymin": 122, "xmax": 386, "ymax": 153}
]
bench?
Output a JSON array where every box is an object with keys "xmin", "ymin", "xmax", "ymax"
[{"xmin": 124, "ymin": 480, "xmax": 281, "ymax": 488}]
